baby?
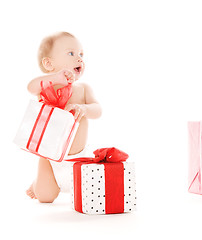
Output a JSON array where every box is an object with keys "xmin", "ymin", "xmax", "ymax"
[{"xmin": 26, "ymin": 32, "xmax": 102, "ymax": 202}]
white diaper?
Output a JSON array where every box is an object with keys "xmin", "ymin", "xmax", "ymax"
[{"xmin": 50, "ymin": 146, "xmax": 93, "ymax": 193}]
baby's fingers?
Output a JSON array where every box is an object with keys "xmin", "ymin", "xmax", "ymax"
[
  {"xmin": 64, "ymin": 104, "xmax": 74, "ymax": 112},
  {"xmin": 64, "ymin": 71, "xmax": 75, "ymax": 83},
  {"xmin": 64, "ymin": 104, "xmax": 84, "ymax": 122},
  {"xmin": 74, "ymin": 108, "xmax": 81, "ymax": 121},
  {"xmin": 76, "ymin": 111, "xmax": 85, "ymax": 122}
]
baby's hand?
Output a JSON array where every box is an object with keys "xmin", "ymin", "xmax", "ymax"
[
  {"xmin": 65, "ymin": 104, "xmax": 86, "ymax": 122},
  {"xmin": 57, "ymin": 69, "xmax": 75, "ymax": 85}
]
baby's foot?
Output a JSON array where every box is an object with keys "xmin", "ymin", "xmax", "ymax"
[{"xmin": 26, "ymin": 184, "xmax": 37, "ymax": 199}]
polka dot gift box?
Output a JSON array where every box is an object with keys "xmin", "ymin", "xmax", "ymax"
[{"xmin": 70, "ymin": 148, "xmax": 136, "ymax": 214}]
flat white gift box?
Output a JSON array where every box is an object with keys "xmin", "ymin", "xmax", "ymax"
[
  {"xmin": 14, "ymin": 100, "xmax": 79, "ymax": 161},
  {"xmin": 70, "ymin": 161, "xmax": 136, "ymax": 214}
]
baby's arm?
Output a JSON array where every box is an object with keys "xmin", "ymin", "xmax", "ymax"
[
  {"xmin": 27, "ymin": 70, "xmax": 75, "ymax": 95},
  {"xmin": 65, "ymin": 83, "xmax": 102, "ymax": 121},
  {"xmin": 83, "ymin": 83, "xmax": 102, "ymax": 119}
]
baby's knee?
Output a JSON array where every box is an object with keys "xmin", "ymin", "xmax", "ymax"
[
  {"xmin": 38, "ymin": 198, "xmax": 54, "ymax": 203},
  {"xmin": 35, "ymin": 189, "xmax": 59, "ymax": 203},
  {"xmin": 37, "ymin": 195, "xmax": 56, "ymax": 203}
]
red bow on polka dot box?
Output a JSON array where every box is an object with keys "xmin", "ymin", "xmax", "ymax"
[{"xmin": 69, "ymin": 147, "xmax": 136, "ymax": 214}]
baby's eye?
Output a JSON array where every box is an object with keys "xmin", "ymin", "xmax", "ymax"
[
  {"xmin": 68, "ymin": 52, "xmax": 74, "ymax": 56},
  {"xmin": 79, "ymin": 53, "xmax": 84, "ymax": 58}
]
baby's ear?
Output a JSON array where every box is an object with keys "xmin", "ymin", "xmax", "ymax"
[{"xmin": 42, "ymin": 57, "xmax": 54, "ymax": 72}]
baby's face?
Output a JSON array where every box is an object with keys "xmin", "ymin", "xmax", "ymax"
[{"xmin": 50, "ymin": 36, "xmax": 84, "ymax": 80}]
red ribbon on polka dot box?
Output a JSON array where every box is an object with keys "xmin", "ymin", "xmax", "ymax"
[{"xmin": 69, "ymin": 148, "xmax": 136, "ymax": 214}]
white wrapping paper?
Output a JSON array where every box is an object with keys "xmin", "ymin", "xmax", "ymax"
[{"xmin": 14, "ymin": 100, "xmax": 78, "ymax": 161}]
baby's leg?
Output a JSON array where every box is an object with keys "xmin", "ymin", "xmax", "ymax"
[{"xmin": 27, "ymin": 157, "xmax": 60, "ymax": 203}]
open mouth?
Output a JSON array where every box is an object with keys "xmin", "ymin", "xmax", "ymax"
[{"xmin": 74, "ymin": 66, "xmax": 82, "ymax": 74}]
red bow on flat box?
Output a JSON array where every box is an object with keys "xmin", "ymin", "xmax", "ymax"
[
  {"xmin": 71, "ymin": 148, "xmax": 136, "ymax": 215},
  {"xmin": 39, "ymin": 81, "xmax": 72, "ymax": 109}
]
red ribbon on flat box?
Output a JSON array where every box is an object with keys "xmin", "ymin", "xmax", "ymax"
[
  {"xmin": 71, "ymin": 147, "xmax": 129, "ymax": 214},
  {"xmin": 26, "ymin": 81, "xmax": 75, "ymax": 161}
]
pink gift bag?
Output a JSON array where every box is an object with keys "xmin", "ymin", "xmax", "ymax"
[{"xmin": 188, "ymin": 121, "xmax": 202, "ymax": 194}]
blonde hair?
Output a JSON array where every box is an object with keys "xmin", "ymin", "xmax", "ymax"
[{"xmin": 38, "ymin": 32, "xmax": 75, "ymax": 73}]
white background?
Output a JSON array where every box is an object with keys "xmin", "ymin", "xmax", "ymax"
[{"xmin": 1, "ymin": 0, "xmax": 202, "ymax": 239}]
